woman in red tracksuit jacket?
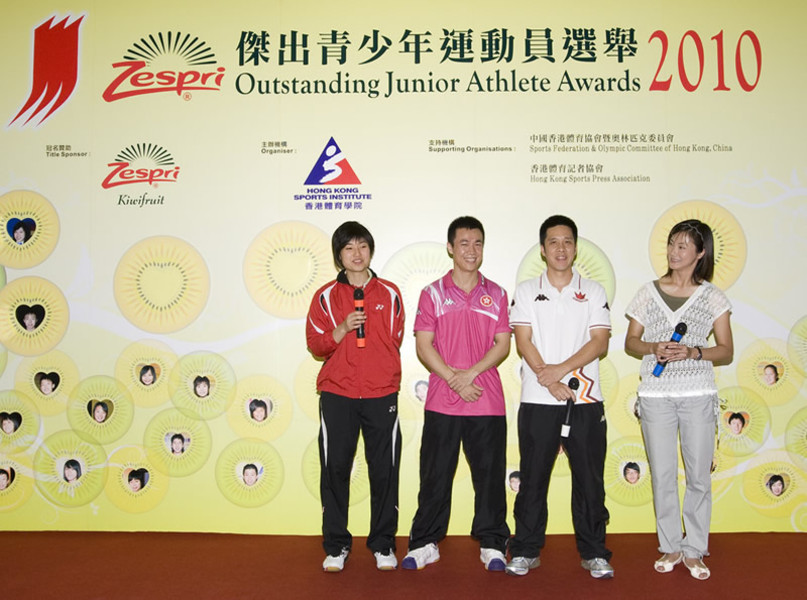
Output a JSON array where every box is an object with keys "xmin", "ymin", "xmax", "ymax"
[{"xmin": 306, "ymin": 221, "xmax": 405, "ymax": 573}]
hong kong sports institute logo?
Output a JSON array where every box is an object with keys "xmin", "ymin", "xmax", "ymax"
[
  {"xmin": 304, "ymin": 138, "xmax": 362, "ymax": 185},
  {"xmin": 102, "ymin": 144, "xmax": 181, "ymax": 189},
  {"xmin": 9, "ymin": 14, "xmax": 85, "ymax": 127},
  {"xmin": 103, "ymin": 31, "xmax": 225, "ymax": 102}
]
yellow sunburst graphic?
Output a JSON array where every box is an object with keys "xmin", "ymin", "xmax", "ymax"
[
  {"xmin": 114, "ymin": 236, "xmax": 210, "ymax": 333},
  {"xmin": 243, "ymin": 221, "xmax": 333, "ymax": 319}
]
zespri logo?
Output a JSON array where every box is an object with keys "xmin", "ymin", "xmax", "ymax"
[
  {"xmin": 103, "ymin": 31, "xmax": 225, "ymax": 102},
  {"xmin": 9, "ymin": 14, "xmax": 85, "ymax": 127},
  {"xmin": 102, "ymin": 144, "xmax": 180, "ymax": 189}
]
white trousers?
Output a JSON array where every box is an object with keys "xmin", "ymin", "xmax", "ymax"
[{"xmin": 640, "ymin": 394, "xmax": 716, "ymax": 559}]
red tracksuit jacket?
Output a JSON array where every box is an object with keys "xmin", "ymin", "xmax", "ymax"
[{"xmin": 306, "ymin": 270, "xmax": 404, "ymax": 398}]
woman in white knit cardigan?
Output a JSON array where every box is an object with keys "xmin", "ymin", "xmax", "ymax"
[{"xmin": 625, "ymin": 219, "xmax": 734, "ymax": 581}]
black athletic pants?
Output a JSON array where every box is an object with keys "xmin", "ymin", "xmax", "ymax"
[
  {"xmin": 408, "ymin": 410, "xmax": 510, "ymax": 553},
  {"xmin": 510, "ymin": 402, "xmax": 612, "ymax": 561},
  {"xmin": 319, "ymin": 391, "xmax": 401, "ymax": 555}
]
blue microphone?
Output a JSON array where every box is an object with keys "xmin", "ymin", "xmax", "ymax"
[{"xmin": 652, "ymin": 322, "xmax": 688, "ymax": 377}]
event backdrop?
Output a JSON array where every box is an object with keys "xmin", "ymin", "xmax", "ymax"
[{"xmin": 1, "ymin": 0, "xmax": 805, "ymax": 536}]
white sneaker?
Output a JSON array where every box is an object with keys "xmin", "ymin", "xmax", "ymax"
[
  {"xmin": 480, "ymin": 548, "xmax": 506, "ymax": 571},
  {"xmin": 374, "ymin": 551, "xmax": 398, "ymax": 571},
  {"xmin": 401, "ymin": 543, "xmax": 440, "ymax": 570},
  {"xmin": 581, "ymin": 557, "xmax": 614, "ymax": 579},
  {"xmin": 505, "ymin": 556, "xmax": 540, "ymax": 576},
  {"xmin": 322, "ymin": 548, "xmax": 349, "ymax": 572}
]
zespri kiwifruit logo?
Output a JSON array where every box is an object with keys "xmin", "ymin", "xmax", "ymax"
[
  {"xmin": 102, "ymin": 143, "xmax": 180, "ymax": 189},
  {"xmin": 102, "ymin": 31, "xmax": 225, "ymax": 102}
]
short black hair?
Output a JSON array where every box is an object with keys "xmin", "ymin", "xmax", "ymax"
[
  {"xmin": 0, "ymin": 412, "xmax": 22, "ymax": 430},
  {"xmin": 128, "ymin": 469, "xmax": 146, "ymax": 486},
  {"xmin": 728, "ymin": 412, "xmax": 746, "ymax": 426},
  {"xmin": 447, "ymin": 216, "xmax": 484, "ymax": 245},
  {"xmin": 623, "ymin": 462, "xmax": 641, "ymax": 476},
  {"xmin": 540, "ymin": 215, "xmax": 578, "ymax": 246},
  {"xmin": 331, "ymin": 221, "xmax": 375, "ymax": 270},
  {"xmin": 16, "ymin": 304, "xmax": 44, "ymax": 328},
  {"xmin": 64, "ymin": 459, "xmax": 82, "ymax": 480},
  {"xmin": 37, "ymin": 372, "xmax": 60, "ymax": 389},
  {"xmin": 193, "ymin": 375, "xmax": 210, "ymax": 387},
  {"xmin": 243, "ymin": 463, "xmax": 258, "ymax": 476},
  {"xmin": 249, "ymin": 398, "xmax": 268, "ymax": 416}
]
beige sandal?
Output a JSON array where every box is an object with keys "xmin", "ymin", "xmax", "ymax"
[
  {"xmin": 683, "ymin": 557, "xmax": 710, "ymax": 580},
  {"xmin": 654, "ymin": 552, "xmax": 682, "ymax": 573}
]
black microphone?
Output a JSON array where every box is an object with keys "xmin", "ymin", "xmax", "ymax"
[
  {"xmin": 652, "ymin": 322, "xmax": 688, "ymax": 377},
  {"xmin": 561, "ymin": 377, "xmax": 579, "ymax": 438},
  {"xmin": 353, "ymin": 288, "xmax": 365, "ymax": 348}
]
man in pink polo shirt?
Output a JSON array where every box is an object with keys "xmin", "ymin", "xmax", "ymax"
[{"xmin": 402, "ymin": 216, "xmax": 511, "ymax": 572}]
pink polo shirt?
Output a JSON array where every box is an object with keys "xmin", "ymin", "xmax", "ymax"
[{"xmin": 413, "ymin": 271, "xmax": 510, "ymax": 416}]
